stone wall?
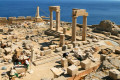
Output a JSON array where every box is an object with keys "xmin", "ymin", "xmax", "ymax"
[{"xmin": 0, "ymin": 16, "xmax": 35, "ymax": 25}]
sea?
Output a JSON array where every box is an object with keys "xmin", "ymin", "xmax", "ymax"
[{"xmin": 0, "ymin": 0, "xmax": 120, "ymax": 25}]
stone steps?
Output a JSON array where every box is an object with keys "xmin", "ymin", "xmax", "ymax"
[{"xmin": 45, "ymin": 29, "xmax": 72, "ymax": 40}]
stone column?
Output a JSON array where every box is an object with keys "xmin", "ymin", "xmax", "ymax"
[
  {"xmin": 56, "ymin": 11, "xmax": 60, "ymax": 32},
  {"xmin": 63, "ymin": 27, "xmax": 67, "ymax": 35},
  {"xmin": 31, "ymin": 49, "xmax": 35, "ymax": 62},
  {"xmin": 82, "ymin": 16, "xmax": 87, "ymax": 41},
  {"xmin": 36, "ymin": 6, "xmax": 40, "ymax": 18},
  {"xmin": 72, "ymin": 16, "xmax": 77, "ymax": 43},
  {"xmin": 60, "ymin": 34, "xmax": 65, "ymax": 47},
  {"xmin": 50, "ymin": 11, "xmax": 53, "ymax": 30}
]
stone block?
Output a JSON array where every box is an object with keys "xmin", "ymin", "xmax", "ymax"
[
  {"xmin": 42, "ymin": 47, "xmax": 49, "ymax": 50},
  {"xmin": 44, "ymin": 49, "xmax": 52, "ymax": 55},
  {"xmin": 68, "ymin": 59, "xmax": 80, "ymax": 66},
  {"xmin": 40, "ymin": 51, "xmax": 45, "ymax": 56},
  {"xmin": 100, "ymin": 54, "xmax": 107, "ymax": 61},
  {"xmin": 81, "ymin": 59, "xmax": 91, "ymax": 70},
  {"xmin": 73, "ymin": 41, "xmax": 78, "ymax": 47},
  {"xmin": 55, "ymin": 47, "xmax": 62, "ymax": 52},
  {"xmin": 4, "ymin": 47, "xmax": 11, "ymax": 54},
  {"xmin": 87, "ymin": 39, "xmax": 92, "ymax": 44},
  {"xmin": 67, "ymin": 65, "xmax": 78, "ymax": 76},
  {"xmin": 7, "ymin": 42, "xmax": 12, "ymax": 47},
  {"xmin": 55, "ymin": 45, "xmax": 59, "ymax": 48},
  {"xmin": 62, "ymin": 45, "xmax": 67, "ymax": 51},
  {"xmin": 109, "ymin": 69, "xmax": 120, "ymax": 80},
  {"xmin": 49, "ymin": 45, "xmax": 56, "ymax": 50},
  {"xmin": 82, "ymin": 41, "xmax": 89, "ymax": 45},
  {"xmin": 68, "ymin": 44, "xmax": 73, "ymax": 49},
  {"xmin": 61, "ymin": 58, "xmax": 68, "ymax": 68}
]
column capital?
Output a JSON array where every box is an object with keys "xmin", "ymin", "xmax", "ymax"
[
  {"xmin": 56, "ymin": 9, "xmax": 60, "ymax": 13},
  {"xmin": 72, "ymin": 16, "xmax": 77, "ymax": 18}
]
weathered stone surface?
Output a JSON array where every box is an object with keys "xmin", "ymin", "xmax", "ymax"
[
  {"xmin": 102, "ymin": 31, "xmax": 111, "ymax": 37},
  {"xmin": 44, "ymin": 49, "xmax": 52, "ymax": 55},
  {"xmin": 109, "ymin": 69, "xmax": 120, "ymax": 80},
  {"xmin": 100, "ymin": 54, "xmax": 107, "ymax": 61},
  {"xmin": 55, "ymin": 47, "xmax": 62, "ymax": 52},
  {"xmin": 42, "ymin": 47, "xmax": 49, "ymax": 50},
  {"xmin": 62, "ymin": 45, "xmax": 67, "ymax": 51},
  {"xmin": 4, "ymin": 47, "xmax": 11, "ymax": 54},
  {"xmin": 68, "ymin": 59, "xmax": 80, "ymax": 66},
  {"xmin": 67, "ymin": 44, "xmax": 73, "ymax": 49},
  {"xmin": 98, "ymin": 20, "xmax": 120, "ymax": 35},
  {"xmin": 67, "ymin": 65, "xmax": 78, "ymax": 76},
  {"xmin": 40, "ymin": 51, "xmax": 45, "ymax": 56},
  {"xmin": 61, "ymin": 58, "xmax": 68, "ymax": 68},
  {"xmin": 81, "ymin": 59, "xmax": 91, "ymax": 70}
]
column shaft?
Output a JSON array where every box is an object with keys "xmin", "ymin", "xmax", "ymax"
[
  {"xmin": 60, "ymin": 34, "xmax": 65, "ymax": 47},
  {"xmin": 82, "ymin": 16, "xmax": 87, "ymax": 41},
  {"xmin": 72, "ymin": 16, "xmax": 77, "ymax": 43},
  {"xmin": 56, "ymin": 11, "xmax": 60, "ymax": 32},
  {"xmin": 50, "ymin": 11, "xmax": 53, "ymax": 30}
]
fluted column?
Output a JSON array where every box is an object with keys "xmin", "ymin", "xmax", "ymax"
[
  {"xmin": 56, "ymin": 11, "xmax": 60, "ymax": 32},
  {"xmin": 82, "ymin": 16, "xmax": 87, "ymax": 41},
  {"xmin": 50, "ymin": 11, "xmax": 53, "ymax": 30},
  {"xmin": 72, "ymin": 16, "xmax": 77, "ymax": 43}
]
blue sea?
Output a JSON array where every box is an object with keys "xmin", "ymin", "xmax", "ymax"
[{"xmin": 0, "ymin": 0, "xmax": 120, "ymax": 25}]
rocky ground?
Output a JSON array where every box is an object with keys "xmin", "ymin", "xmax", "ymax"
[{"xmin": 0, "ymin": 20, "xmax": 120, "ymax": 80}]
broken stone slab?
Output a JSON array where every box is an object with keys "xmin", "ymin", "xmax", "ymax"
[
  {"xmin": 109, "ymin": 69, "xmax": 120, "ymax": 80},
  {"xmin": 80, "ymin": 59, "xmax": 91, "ymax": 70},
  {"xmin": 67, "ymin": 65, "xmax": 78, "ymax": 76},
  {"xmin": 55, "ymin": 47, "xmax": 62, "ymax": 52}
]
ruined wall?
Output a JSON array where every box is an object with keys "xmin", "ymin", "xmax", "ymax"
[{"xmin": 0, "ymin": 16, "xmax": 35, "ymax": 25}]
